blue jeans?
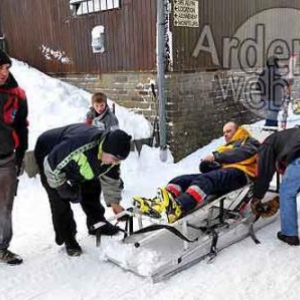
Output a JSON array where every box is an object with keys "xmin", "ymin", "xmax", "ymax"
[{"xmin": 280, "ymin": 157, "xmax": 300, "ymax": 236}]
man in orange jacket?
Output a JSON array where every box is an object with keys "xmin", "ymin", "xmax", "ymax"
[{"xmin": 135, "ymin": 122, "xmax": 260, "ymax": 223}]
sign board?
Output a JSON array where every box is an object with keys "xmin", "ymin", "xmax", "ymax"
[{"xmin": 174, "ymin": 0, "xmax": 199, "ymax": 28}]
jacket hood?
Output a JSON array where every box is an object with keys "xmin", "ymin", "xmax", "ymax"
[{"xmin": 229, "ymin": 126, "xmax": 251, "ymax": 143}]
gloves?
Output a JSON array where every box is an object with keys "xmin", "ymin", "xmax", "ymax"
[
  {"xmin": 16, "ymin": 161, "xmax": 25, "ymax": 177},
  {"xmin": 199, "ymin": 161, "xmax": 221, "ymax": 173},
  {"xmin": 251, "ymin": 196, "xmax": 279, "ymax": 218},
  {"xmin": 15, "ymin": 148, "xmax": 26, "ymax": 177},
  {"xmin": 57, "ymin": 182, "xmax": 81, "ymax": 203}
]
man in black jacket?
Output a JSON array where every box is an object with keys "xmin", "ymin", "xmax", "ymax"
[
  {"xmin": 0, "ymin": 50, "xmax": 28, "ymax": 265},
  {"xmin": 34, "ymin": 124, "xmax": 131, "ymax": 256},
  {"xmin": 251, "ymin": 127, "xmax": 300, "ymax": 246}
]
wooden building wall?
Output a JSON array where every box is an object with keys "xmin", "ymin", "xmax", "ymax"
[
  {"xmin": 0, "ymin": 0, "xmax": 157, "ymax": 73},
  {"xmin": 1, "ymin": 0, "xmax": 300, "ymax": 74},
  {"xmin": 171, "ymin": 0, "xmax": 300, "ymax": 71},
  {"xmin": 0, "ymin": 17, "xmax": 5, "ymax": 51}
]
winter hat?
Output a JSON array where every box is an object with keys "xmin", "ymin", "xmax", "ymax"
[
  {"xmin": 102, "ymin": 130, "xmax": 132, "ymax": 160},
  {"xmin": 0, "ymin": 49, "xmax": 12, "ymax": 66}
]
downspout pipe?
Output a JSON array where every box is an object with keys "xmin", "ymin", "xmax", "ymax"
[{"xmin": 157, "ymin": 0, "xmax": 168, "ymax": 162}]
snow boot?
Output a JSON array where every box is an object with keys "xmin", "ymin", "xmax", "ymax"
[
  {"xmin": 89, "ymin": 221, "xmax": 120, "ymax": 236},
  {"xmin": 65, "ymin": 238, "xmax": 82, "ymax": 257},
  {"xmin": 101, "ymin": 221, "xmax": 120, "ymax": 235},
  {"xmin": 89, "ymin": 220, "xmax": 120, "ymax": 236},
  {"xmin": 0, "ymin": 249, "xmax": 23, "ymax": 265},
  {"xmin": 277, "ymin": 232, "xmax": 300, "ymax": 246}
]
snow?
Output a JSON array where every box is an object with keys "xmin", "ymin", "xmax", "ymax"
[{"xmin": 1, "ymin": 59, "xmax": 300, "ymax": 300}]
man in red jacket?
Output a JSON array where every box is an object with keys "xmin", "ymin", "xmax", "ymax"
[{"xmin": 0, "ymin": 50, "xmax": 28, "ymax": 265}]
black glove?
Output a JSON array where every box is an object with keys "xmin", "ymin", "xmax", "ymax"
[
  {"xmin": 16, "ymin": 161, "xmax": 25, "ymax": 177},
  {"xmin": 15, "ymin": 149, "xmax": 26, "ymax": 176},
  {"xmin": 251, "ymin": 196, "xmax": 279, "ymax": 218},
  {"xmin": 251, "ymin": 198, "xmax": 264, "ymax": 216},
  {"xmin": 199, "ymin": 161, "xmax": 221, "ymax": 173},
  {"xmin": 57, "ymin": 183, "xmax": 81, "ymax": 203}
]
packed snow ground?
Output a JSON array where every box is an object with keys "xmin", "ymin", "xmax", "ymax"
[{"xmin": 1, "ymin": 59, "xmax": 300, "ymax": 300}]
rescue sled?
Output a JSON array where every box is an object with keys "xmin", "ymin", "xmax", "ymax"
[{"xmin": 91, "ymin": 185, "xmax": 278, "ymax": 283}]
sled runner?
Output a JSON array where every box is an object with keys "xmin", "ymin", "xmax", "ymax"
[{"xmin": 91, "ymin": 185, "xmax": 278, "ymax": 283}]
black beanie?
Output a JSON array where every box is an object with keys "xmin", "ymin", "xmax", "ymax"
[
  {"xmin": 102, "ymin": 130, "xmax": 132, "ymax": 160},
  {"xmin": 0, "ymin": 49, "xmax": 12, "ymax": 66}
]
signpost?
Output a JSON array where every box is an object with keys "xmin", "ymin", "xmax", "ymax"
[{"xmin": 174, "ymin": 0, "xmax": 199, "ymax": 28}]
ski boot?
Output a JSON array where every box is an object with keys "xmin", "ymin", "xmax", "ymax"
[
  {"xmin": 0, "ymin": 249, "xmax": 23, "ymax": 265},
  {"xmin": 132, "ymin": 195, "xmax": 163, "ymax": 218},
  {"xmin": 157, "ymin": 187, "xmax": 182, "ymax": 223},
  {"xmin": 65, "ymin": 237, "xmax": 82, "ymax": 257},
  {"xmin": 133, "ymin": 188, "xmax": 182, "ymax": 223}
]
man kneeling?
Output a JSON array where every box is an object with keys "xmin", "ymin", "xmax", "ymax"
[{"xmin": 135, "ymin": 122, "xmax": 259, "ymax": 223}]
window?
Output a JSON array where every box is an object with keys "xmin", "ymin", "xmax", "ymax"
[{"xmin": 70, "ymin": 0, "xmax": 120, "ymax": 16}]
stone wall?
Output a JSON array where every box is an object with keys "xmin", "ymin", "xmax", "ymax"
[
  {"xmin": 165, "ymin": 71, "xmax": 261, "ymax": 161},
  {"xmin": 55, "ymin": 72, "xmax": 158, "ymax": 122}
]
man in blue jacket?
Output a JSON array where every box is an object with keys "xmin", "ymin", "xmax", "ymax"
[{"xmin": 34, "ymin": 124, "xmax": 131, "ymax": 256}]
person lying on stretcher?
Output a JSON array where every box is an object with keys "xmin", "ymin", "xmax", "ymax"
[{"xmin": 134, "ymin": 122, "xmax": 260, "ymax": 223}]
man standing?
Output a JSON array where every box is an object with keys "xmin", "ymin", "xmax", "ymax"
[
  {"xmin": 257, "ymin": 56, "xmax": 290, "ymax": 127},
  {"xmin": 0, "ymin": 50, "xmax": 28, "ymax": 265},
  {"xmin": 34, "ymin": 124, "xmax": 131, "ymax": 256},
  {"xmin": 251, "ymin": 128, "xmax": 300, "ymax": 246}
]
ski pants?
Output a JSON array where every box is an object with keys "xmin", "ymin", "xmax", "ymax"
[
  {"xmin": 279, "ymin": 157, "xmax": 300, "ymax": 236},
  {"xmin": 39, "ymin": 171, "xmax": 106, "ymax": 245},
  {"xmin": 168, "ymin": 168, "xmax": 248, "ymax": 212},
  {"xmin": 0, "ymin": 154, "xmax": 17, "ymax": 250}
]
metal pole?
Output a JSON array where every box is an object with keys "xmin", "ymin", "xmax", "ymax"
[{"xmin": 157, "ymin": 0, "xmax": 168, "ymax": 162}]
